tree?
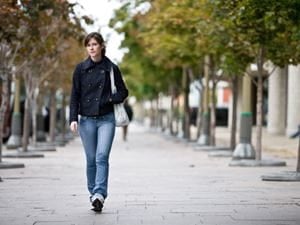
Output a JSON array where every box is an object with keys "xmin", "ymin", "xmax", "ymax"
[
  {"xmin": 0, "ymin": 0, "xmax": 92, "ymax": 156},
  {"xmin": 0, "ymin": 1, "xmax": 24, "ymax": 161},
  {"xmin": 214, "ymin": 0, "xmax": 300, "ymax": 160},
  {"xmin": 110, "ymin": 2, "xmax": 183, "ymax": 129},
  {"xmin": 124, "ymin": 0, "xmax": 206, "ymax": 138}
]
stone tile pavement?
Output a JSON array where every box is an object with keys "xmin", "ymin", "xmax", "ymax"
[{"xmin": 0, "ymin": 123, "xmax": 299, "ymax": 225}]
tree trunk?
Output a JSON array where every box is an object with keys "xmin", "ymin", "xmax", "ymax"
[
  {"xmin": 297, "ymin": 127, "xmax": 300, "ymax": 172},
  {"xmin": 169, "ymin": 85, "xmax": 176, "ymax": 135},
  {"xmin": 36, "ymin": 91, "xmax": 46, "ymax": 142},
  {"xmin": 49, "ymin": 87, "xmax": 57, "ymax": 142},
  {"xmin": 156, "ymin": 97, "xmax": 161, "ymax": 129},
  {"xmin": 256, "ymin": 47, "xmax": 265, "ymax": 160},
  {"xmin": 6, "ymin": 76, "xmax": 22, "ymax": 149},
  {"xmin": 60, "ymin": 91, "xmax": 66, "ymax": 142},
  {"xmin": 183, "ymin": 67, "xmax": 190, "ymax": 140},
  {"xmin": 21, "ymin": 96, "xmax": 31, "ymax": 152},
  {"xmin": 21, "ymin": 73, "xmax": 34, "ymax": 152},
  {"xmin": 175, "ymin": 97, "xmax": 180, "ymax": 135},
  {"xmin": 196, "ymin": 83, "xmax": 204, "ymax": 139},
  {"xmin": 210, "ymin": 80, "xmax": 216, "ymax": 146},
  {"xmin": 149, "ymin": 100, "xmax": 155, "ymax": 127},
  {"xmin": 209, "ymin": 56, "xmax": 216, "ymax": 146},
  {"xmin": 0, "ymin": 78, "xmax": 10, "ymax": 162},
  {"xmin": 31, "ymin": 89, "xmax": 38, "ymax": 146},
  {"xmin": 197, "ymin": 55, "xmax": 211, "ymax": 145},
  {"xmin": 169, "ymin": 94, "xmax": 174, "ymax": 134},
  {"xmin": 230, "ymin": 76, "xmax": 238, "ymax": 150}
]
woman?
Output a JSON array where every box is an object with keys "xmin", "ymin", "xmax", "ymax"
[{"xmin": 69, "ymin": 32, "xmax": 128, "ymax": 212}]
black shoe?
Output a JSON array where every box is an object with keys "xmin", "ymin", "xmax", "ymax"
[{"xmin": 91, "ymin": 198, "xmax": 103, "ymax": 212}]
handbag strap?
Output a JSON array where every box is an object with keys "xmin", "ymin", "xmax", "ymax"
[{"xmin": 110, "ymin": 66, "xmax": 117, "ymax": 94}]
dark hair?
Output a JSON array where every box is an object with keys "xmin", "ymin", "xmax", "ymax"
[{"xmin": 84, "ymin": 32, "xmax": 106, "ymax": 56}]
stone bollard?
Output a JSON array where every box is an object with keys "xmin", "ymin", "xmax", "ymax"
[{"xmin": 232, "ymin": 112, "xmax": 256, "ymax": 160}]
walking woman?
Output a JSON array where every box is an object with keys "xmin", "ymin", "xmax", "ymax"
[{"xmin": 69, "ymin": 32, "xmax": 128, "ymax": 212}]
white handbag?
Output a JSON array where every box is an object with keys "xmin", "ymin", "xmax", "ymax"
[{"xmin": 110, "ymin": 67, "xmax": 129, "ymax": 127}]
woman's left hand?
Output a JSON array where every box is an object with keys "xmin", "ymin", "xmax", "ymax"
[{"xmin": 70, "ymin": 121, "xmax": 78, "ymax": 133}]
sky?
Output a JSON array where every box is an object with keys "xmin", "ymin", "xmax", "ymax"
[{"xmin": 69, "ymin": 0, "xmax": 125, "ymax": 63}]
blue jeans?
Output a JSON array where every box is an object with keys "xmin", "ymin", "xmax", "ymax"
[{"xmin": 79, "ymin": 112, "xmax": 115, "ymax": 199}]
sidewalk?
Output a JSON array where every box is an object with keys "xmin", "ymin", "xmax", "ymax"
[
  {"xmin": 213, "ymin": 127, "xmax": 299, "ymax": 158},
  {"xmin": 0, "ymin": 123, "xmax": 299, "ymax": 225}
]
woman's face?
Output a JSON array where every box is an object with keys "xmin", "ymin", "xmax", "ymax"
[{"xmin": 86, "ymin": 38, "xmax": 102, "ymax": 59}]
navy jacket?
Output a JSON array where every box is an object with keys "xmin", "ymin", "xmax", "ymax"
[{"xmin": 69, "ymin": 56, "xmax": 128, "ymax": 123}]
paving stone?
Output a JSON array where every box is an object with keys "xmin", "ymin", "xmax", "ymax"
[{"xmin": 0, "ymin": 124, "xmax": 299, "ymax": 225}]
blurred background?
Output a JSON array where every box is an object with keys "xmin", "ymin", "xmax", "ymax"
[{"xmin": 1, "ymin": 0, "xmax": 300, "ymax": 163}]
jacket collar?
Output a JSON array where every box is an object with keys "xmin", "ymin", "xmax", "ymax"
[{"xmin": 82, "ymin": 56, "xmax": 112, "ymax": 72}]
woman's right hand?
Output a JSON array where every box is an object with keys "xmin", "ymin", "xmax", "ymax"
[{"xmin": 70, "ymin": 121, "xmax": 78, "ymax": 133}]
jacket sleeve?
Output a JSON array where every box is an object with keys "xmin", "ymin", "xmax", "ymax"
[
  {"xmin": 110, "ymin": 65, "xmax": 129, "ymax": 104},
  {"xmin": 69, "ymin": 64, "xmax": 81, "ymax": 124}
]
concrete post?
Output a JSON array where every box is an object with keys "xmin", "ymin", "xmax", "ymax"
[
  {"xmin": 286, "ymin": 65, "xmax": 300, "ymax": 135},
  {"xmin": 232, "ymin": 75, "xmax": 255, "ymax": 159},
  {"xmin": 267, "ymin": 66, "xmax": 287, "ymax": 134}
]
